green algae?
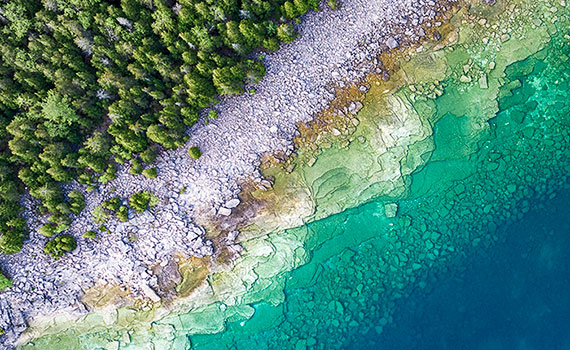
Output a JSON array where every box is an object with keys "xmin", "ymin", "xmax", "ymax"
[{"xmin": 19, "ymin": 0, "xmax": 570, "ymax": 348}]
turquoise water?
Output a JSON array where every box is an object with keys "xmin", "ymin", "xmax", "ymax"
[
  {"xmin": 17, "ymin": 2, "xmax": 570, "ymax": 348},
  {"xmin": 189, "ymin": 21, "xmax": 570, "ymax": 350}
]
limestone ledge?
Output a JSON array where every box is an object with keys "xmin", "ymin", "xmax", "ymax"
[{"xmin": 16, "ymin": 0, "xmax": 567, "ymax": 347}]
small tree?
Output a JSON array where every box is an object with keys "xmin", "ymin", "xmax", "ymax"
[
  {"xmin": 102, "ymin": 196, "xmax": 121, "ymax": 211},
  {"xmin": 129, "ymin": 191, "xmax": 152, "ymax": 213},
  {"xmin": 41, "ymin": 90, "xmax": 80, "ymax": 139},
  {"xmin": 328, "ymin": 0, "xmax": 340, "ymax": 10},
  {"xmin": 39, "ymin": 224, "xmax": 58, "ymax": 237},
  {"xmin": 68, "ymin": 190, "xmax": 86, "ymax": 214},
  {"xmin": 83, "ymin": 230, "xmax": 97, "ymax": 239},
  {"xmin": 140, "ymin": 147, "xmax": 158, "ymax": 164},
  {"xmin": 308, "ymin": 0, "xmax": 320, "ymax": 10},
  {"xmin": 0, "ymin": 270, "xmax": 12, "ymax": 291},
  {"xmin": 281, "ymin": 2, "xmax": 297, "ymax": 18},
  {"xmin": 44, "ymin": 235, "xmax": 77, "ymax": 258},
  {"xmin": 130, "ymin": 158, "xmax": 144, "ymax": 175},
  {"xmin": 0, "ymin": 232, "xmax": 24, "ymax": 254},
  {"xmin": 263, "ymin": 37, "xmax": 280, "ymax": 52},
  {"xmin": 293, "ymin": 0, "xmax": 310, "ymax": 15},
  {"xmin": 142, "ymin": 168, "xmax": 157, "ymax": 178},
  {"xmin": 116, "ymin": 206, "xmax": 129, "ymax": 222},
  {"xmin": 92, "ymin": 205, "xmax": 109, "ymax": 224},
  {"xmin": 277, "ymin": 23, "xmax": 297, "ymax": 43},
  {"xmin": 207, "ymin": 110, "xmax": 218, "ymax": 120},
  {"xmin": 188, "ymin": 146, "xmax": 202, "ymax": 159}
]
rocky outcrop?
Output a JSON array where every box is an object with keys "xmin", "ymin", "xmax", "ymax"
[{"xmin": 0, "ymin": 0, "xmax": 456, "ymax": 347}]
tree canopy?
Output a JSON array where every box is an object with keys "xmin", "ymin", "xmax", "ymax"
[{"xmin": 0, "ymin": 0, "xmax": 318, "ymax": 257}]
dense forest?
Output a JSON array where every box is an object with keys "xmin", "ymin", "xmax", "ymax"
[{"xmin": 0, "ymin": 0, "xmax": 323, "ymax": 267}]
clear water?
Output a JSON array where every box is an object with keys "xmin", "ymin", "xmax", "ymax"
[
  {"xmin": 20, "ymin": 1, "xmax": 570, "ymax": 349},
  {"xmin": 189, "ymin": 7, "xmax": 570, "ymax": 350}
]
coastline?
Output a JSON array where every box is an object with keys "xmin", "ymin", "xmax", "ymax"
[
  {"xmin": 0, "ymin": 0, "xmax": 456, "ymax": 348},
  {"xmin": 18, "ymin": 0, "xmax": 568, "ymax": 346},
  {"xmin": 9, "ymin": 0, "xmax": 570, "ymax": 347}
]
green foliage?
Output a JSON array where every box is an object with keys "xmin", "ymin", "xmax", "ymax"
[
  {"xmin": 282, "ymin": 2, "xmax": 298, "ymax": 18},
  {"xmin": 41, "ymin": 91, "xmax": 81, "ymax": 139},
  {"xmin": 0, "ymin": 232, "xmax": 24, "ymax": 255},
  {"xmin": 188, "ymin": 146, "xmax": 202, "ymax": 159},
  {"xmin": 207, "ymin": 110, "xmax": 219, "ymax": 120},
  {"xmin": 263, "ymin": 37, "xmax": 281, "ymax": 52},
  {"xmin": 130, "ymin": 158, "xmax": 144, "ymax": 175},
  {"xmin": 328, "ymin": 0, "xmax": 340, "ymax": 10},
  {"xmin": 98, "ymin": 163, "xmax": 117, "ymax": 185},
  {"xmin": 92, "ymin": 205, "xmax": 109, "ymax": 225},
  {"xmin": 47, "ymin": 214, "xmax": 71, "ymax": 233},
  {"xmin": 308, "ymin": 0, "xmax": 321, "ymax": 11},
  {"xmin": 213, "ymin": 65, "xmax": 247, "ymax": 95},
  {"xmin": 95, "ymin": 195, "xmax": 132, "ymax": 222},
  {"xmin": 140, "ymin": 147, "xmax": 158, "ymax": 164},
  {"xmin": 0, "ymin": 270, "xmax": 12, "ymax": 291},
  {"xmin": 39, "ymin": 224, "xmax": 58, "ymax": 237},
  {"xmin": 0, "ymin": 0, "xmax": 314, "ymax": 258},
  {"xmin": 44, "ymin": 235, "xmax": 77, "ymax": 259},
  {"xmin": 68, "ymin": 191, "xmax": 86, "ymax": 214},
  {"xmin": 293, "ymin": 0, "xmax": 310, "ymax": 16},
  {"xmin": 142, "ymin": 168, "xmax": 157, "ymax": 179},
  {"xmin": 146, "ymin": 124, "xmax": 185, "ymax": 149},
  {"xmin": 102, "ymin": 196, "xmax": 121, "ymax": 212},
  {"xmin": 82, "ymin": 230, "xmax": 97, "ymax": 239},
  {"xmin": 277, "ymin": 24, "xmax": 297, "ymax": 43},
  {"xmin": 78, "ymin": 173, "xmax": 93, "ymax": 185},
  {"xmin": 129, "ymin": 191, "xmax": 156, "ymax": 213},
  {"xmin": 149, "ymin": 193, "xmax": 159, "ymax": 208},
  {"xmin": 116, "ymin": 206, "xmax": 129, "ymax": 222}
]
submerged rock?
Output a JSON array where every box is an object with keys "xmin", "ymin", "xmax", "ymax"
[
  {"xmin": 105, "ymin": 341, "xmax": 119, "ymax": 350},
  {"xmin": 479, "ymin": 74, "xmax": 488, "ymax": 89},
  {"xmin": 385, "ymin": 203, "xmax": 399, "ymax": 218}
]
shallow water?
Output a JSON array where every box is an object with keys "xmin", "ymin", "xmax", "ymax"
[
  {"xmin": 20, "ymin": 0, "xmax": 570, "ymax": 348},
  {"xmin": 189, "ymin": 4, "xmax": 570, "ymax": 349}
]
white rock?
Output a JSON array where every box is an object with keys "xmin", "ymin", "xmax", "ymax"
[
  {"xmin": 218, "ymin": 207, "xmax": 232, "ymax": 216},
  {"xmin": 122, "ymin": 332, "xmax": 131, "ymax": 344},
  {"xmin": 478, "ymin": 74, "xmax": 488, "ymax": 89},
  {"xmin": 106, "ymin": 341, "xmax": 120, "ymax": 350},
  {"xmin": 386, "ymin": 37, "xmax": 399, "ymax": 49},
  {"xmin": 141, "ymin": 284, "xmax": 161, "ymax": 303},
  {"xmin": 225, "ymin": 198, "xmax": 241, "ymax": 209}
]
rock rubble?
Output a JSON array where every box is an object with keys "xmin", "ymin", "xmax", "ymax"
[{"xmin": 0, "ymin": 0, "xmax": 455, "ymax": 347}]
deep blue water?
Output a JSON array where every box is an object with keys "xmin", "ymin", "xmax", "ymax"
[{"xmin": 360, "ymin": 188, "xmax": 570, "ymax": 350}]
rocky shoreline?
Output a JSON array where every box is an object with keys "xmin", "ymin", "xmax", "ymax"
[{"xmin": 0, "ymin": 0, "xmax": 456, "ymax": 348}]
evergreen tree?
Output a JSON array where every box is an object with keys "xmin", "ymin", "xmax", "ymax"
[{"xmin": 0, "ymin": 0, "xmax": 315, "ymax": 258}]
